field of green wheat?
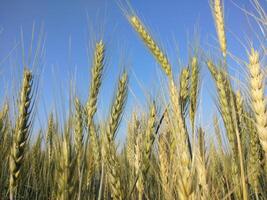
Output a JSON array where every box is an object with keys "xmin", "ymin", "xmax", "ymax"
[{"xmin": 0, "ymin": 0, "xmax": 266, "ymax": 199}]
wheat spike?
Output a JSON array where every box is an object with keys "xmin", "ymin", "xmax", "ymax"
[
  {"xmin": 180, "ymin": 67, "xmax": 190, "ymax": 113},
  {"xmin": 169, "ymin": 78, "xmax": 194, "ymax": 199},
  {"xmin": 9, "ymin": 69, "xmax": 33, "ymax": 199},
  {"xmin": 105, "ymin": 72, "xmax": 128, "ymax": 200},
  {"xmin": 248, "ymin": 48, "xmax": 267, "ymax": 166},
  {"xmin": 106, "ymin": 72, "xmax": 128, "ymax": 143},
  {"xmin": 158, "ymin": 133, "xmax": 172, "ymax": 200},
  {"xmin": 190, "ymin": 57, "xmax": 199, "ymax": 130},
  {"xmin": 213, "ymin": 0, "xmax": 227, "ymax": 57},
  {"xmin": 74, "ymin": 97, "xmax": 84, "ymax": 174},
  {"xmin": 87, "ymin": 40, "xmax": 105, "ymax": 127},
  {"xmin": 130, "ymin": 16, "xmax": 172, "ymax": 77},
  {"xmin": 143, "ymin": 103, "xmax": 156, "ymax": 169},
  {"xmin": 135, "ymin": 132, "xmax": 144, "ymax": 200},
  {"xmin": 55, "ymin": 133, "xmax": 76, "ymax": 200}
]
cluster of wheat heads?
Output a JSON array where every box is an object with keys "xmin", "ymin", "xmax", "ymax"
[{"xmin": 0, "ymin": 0, "xmax": 267, "ymax": 199}]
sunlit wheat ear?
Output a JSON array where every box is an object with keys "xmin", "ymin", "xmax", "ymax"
[
  {"xmin": 158, "ymin": 133, "xmax": 172, "ymax": 200},
  {"xmin": 213, "ymin": 0, "xmax": 227, "ymax": 58},
  {"xmin": 143, "ymin": 103, "xmax": 156, "ymax": 169},
  {"xmin": 169, "ymin": 78, "xmax": 191, "ymax": 157},
  {"xmin": 130, "ymin": 16, "xmax": 172, "ymax": 77},
  {"xmin": 248, "ymin": 48, "xmax": 267, "ymax": 162},
  {"xmin": 180, "ymin": 67, "xmax": 190, "ymax": 113},
  {"xmin": 87, "ymin": 40, "xmax": 105, "ymax": 126},
  {"xmin": 126, "ymin": 112, "xmax": 139, "ymax": 168},
  {"xmin": 82, "ymin": 40, "xmax": 104, "ymax": 191},
  {"xmin": 55, "ymin": 134, "xmax": 76, "ymax": 200},
  {"xmin": 106, "ymin": 72, "xmax": 128, "ymax": 143},
  {"xmin": 105, "ymin": 72, "xmax": 128, "ymax": 200},
  {"xmin": 106, "ymin": 143, "xmax": 123, "ymax": 200},
  {"xmin": 74, "ymin": 97, "xmax": 83, "ymax": 173},
  {"xmin": 189, "ymin": 57, "xmax": 199, "ymax": 130},
  {"xmin": 169, "ymin": 78, "xmax": 194, "ymax": 199},
  {"xmin": 207, "ymin": 61, "xmax": 236, "ymax": 154},
  {"xmin": 135, "ymin": 132, "xmax": 144, "ymax": 200},
  {"xmin": 32, "ymin": 131, "xmax": 42, "ymax": 185},
  {"xmin": 46, "ymin": 113, "xmax": 55, "ymax": 164},
  {"xmin": 213, "ymin": 115, "xmax": 224, "ymax": 154},
  {"xmin": 195, "ymin": 128, "xmax": 208, "ymax": 200},
  {"xmin": 180, "ymin": 67, "xmax": 190, "ymax": 101},
  {"xmin": 89, "ymin": 122, "xmax": 100, "ymax": 170},
  {"xmin": 247, "ymin": 115, "xmax": 264, "ymax": 195},
  {"xmin": 235, "ymin": 91, "xmax": 250, "ymax": 157},
  {"xmin": 0, "ymin": 103, "xmax": 8, "ymax": 127},
  {"xmin": 9, "ymin": 69, "xmax": 33, "ymax": 199},
  {"xmin": 206, "ymin": 60, "xmax": 218, "ymax": 78},
  {"xmin": 0, "ymin": 103, "xmax": 9, "ymax": 141}
]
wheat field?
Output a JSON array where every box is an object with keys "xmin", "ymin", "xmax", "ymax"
[{"xmin": 0, "ymin": 0, "xmax": 267, "ymax": 199}]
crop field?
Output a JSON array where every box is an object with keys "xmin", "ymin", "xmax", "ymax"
[{"xmin": 0, "ymin": 0, "xmax": 266, "ymax": 199}]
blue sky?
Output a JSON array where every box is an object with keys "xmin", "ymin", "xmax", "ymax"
[{"xmin": 0, "ymin": 0, "xmax": 263, "ymax": 140}]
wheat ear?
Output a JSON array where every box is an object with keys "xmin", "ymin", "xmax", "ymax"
[
  {"xmin": 248, "ymin": 49, "xmax": 267, "ymax": 165},
  {"xmin": 9, "ymin": 69, "xmax": 33, "ymax": 199},
  {"xmin": 135, "ymin": 131, "xmax": 144, "ymax": 200},
  {"xmin": 87, "ymin": 40, "xmax": 105, "ymax": 126},
  {"xmin": 143, "ymin": 103, "xmax": 156, "ymax": 169},
  {"xmin": 78, "ymin": 40, "xmax": 105, "ymax": 197},
  {"xmin": 46, "ymin": 113, "xmax": 55, "ymax": 166},
  {"xmin": 55, "ymin": 134, "xmax": 76, "ymax": 200},
  {"xmin": 180, "ymin": 67, "xmax": 190, "ymax": 113},
  {"xmin": 130, "ymin": 16, "xmax": 172, "ymax": 77},
  {"xmin": 74, "ymin": 97, "xmax": 84, "ymax": 174},
  {"xmin": 106, "ymin": 72, "xmax": 128, "ymax": 200},
  {"xmin": 213, "ymin": 0, "xmax": 227, "ymax": 57},
  {"xmin": 158, "ymin": 133, "xmax": 172, "ymax": 200},
  {"xmin": 190, "ymin": 57, "xmax": 199, "ymax": 131}
]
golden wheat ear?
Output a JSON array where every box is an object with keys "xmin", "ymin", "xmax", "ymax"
[
  {"xmin": 77, "ymin": 40, "xmax": 105, "ymax": 198},
  {"xmin": 9, "ymin": 69, "xmax": 33, "ymax": 200},
  {"xmin": 55, "ymin": 133, "xmax": 77, "ymax": 199},
  {"xmin": 248, "ymin": 49, "xmax": 267, "ymax": 166},
  {"xmin": 180, "ymin": 67, "xmax": 190, "ymax": 114},
  {"xmin": 87, "ymin": 40, "xmax": 105, "ymax": 127},
  {"xmin": 189, "ymin": 57, "xmax": 200, "ymax": 132},
  {"xmin": 105, "ymin": 72, "xmax": 128, "ymax": 200},
  {"xmin": 129, "ymin": 16, "xmax": 172, "ymax": 77},
  {"xmin": 212, "ymin": 0, "xmax": 227, "ymax": 58},
  {"xmin": 74, "ymin": 97, "xmax": 84, "ymax": 174}
]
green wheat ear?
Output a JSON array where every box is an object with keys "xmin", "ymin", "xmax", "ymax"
[{"xmin": 9, "ymin": 69, "xmax": 33, "ymax": 200}]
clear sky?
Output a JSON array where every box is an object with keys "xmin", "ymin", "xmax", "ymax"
[{"xmin": 0, "ymin": 0, "xmax": 263, "ymax": 140}]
